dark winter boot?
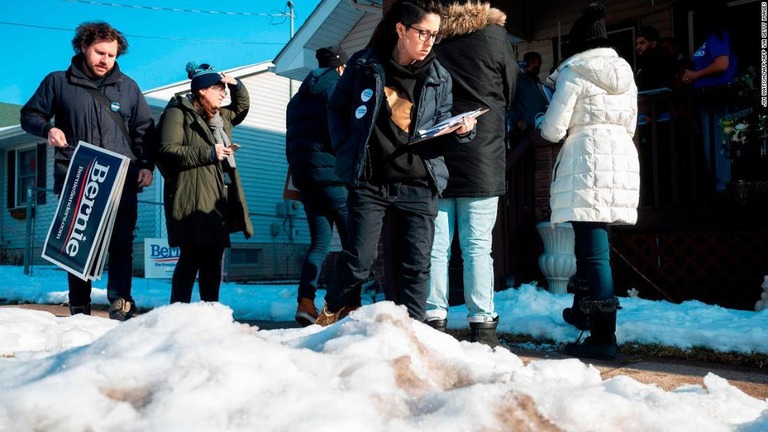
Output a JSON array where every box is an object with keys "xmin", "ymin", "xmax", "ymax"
[
  {"xmin": 425, "ymin": 318, "xmax": 447, "ymax": 332},
  {"xmin": 108, "ymin": 298, "xmax": 135, "ymax": 321},
  {"xmin": 564, "ymin": 297, "xmax": 620, "ymax": 360},
  {"xmin": 69, "ymin": 303, "xmax": 91, "ymax": 316},
  {"xmin": 562, "ymin": 276, "xmax": 591, "ymax": 330},
  {"xmin": 469, "ymin": 316, "xmax": 499, "ymax": 348}
]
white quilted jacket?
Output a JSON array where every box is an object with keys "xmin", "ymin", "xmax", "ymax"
[{"xmin": 540, "ymin": 48, "xmax": 640, "ymax": 225}]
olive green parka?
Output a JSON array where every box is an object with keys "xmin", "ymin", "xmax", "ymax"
[{"xmin": 157, "ymin": 81, "xmax": 254, "ymax": 248}]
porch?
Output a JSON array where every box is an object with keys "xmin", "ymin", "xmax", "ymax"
[{"xmin": 499, "ymin": 85, "xmax": 767, "ymax": 311}]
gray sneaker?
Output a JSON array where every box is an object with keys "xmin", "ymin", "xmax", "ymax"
[{"xmin": 109, "ymin": 298, "xmax": 135, "ymax": 321}]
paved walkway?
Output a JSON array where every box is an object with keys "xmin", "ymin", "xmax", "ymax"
[{"xmin": 4, "ymin": 304, "xmax": 768, "ymax": 400}]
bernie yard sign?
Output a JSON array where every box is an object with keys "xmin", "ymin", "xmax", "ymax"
[{"xmin": 42, "ymin": 141, "xmax": 129, "ymax": 281}]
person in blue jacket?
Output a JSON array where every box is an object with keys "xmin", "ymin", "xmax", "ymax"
[
  {"xmin": 286, "ymin": 46, "xmax": 352, "ymax": 326},
  {"xmin": 316, "ymin": 0, "xmax": 476, "ymax": 326},
  {"xmin": 20, "ymin": 21, "xmax": 156, "ymax": 321},
  {"xmin": 682, "ymin": 3, "xmax": 740, "ymax": 192}
]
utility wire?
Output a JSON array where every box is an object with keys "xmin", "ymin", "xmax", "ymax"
[
  {"xmin": 0, "ymin": 21, "xmax": 285, "ymax": 45},
  {"xmin": 610, "ymin": 244, "xmax": 676, "ymax": 303},
  {"xmin": 62, "ymin": 0, "xmax": 292, "ymax": 18}
]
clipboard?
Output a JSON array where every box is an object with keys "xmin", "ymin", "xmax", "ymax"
[{"xmin": 409, "ymin": 107, "xmax": 489, "ymax": 144}]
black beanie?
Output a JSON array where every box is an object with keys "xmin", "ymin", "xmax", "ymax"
[
  {"xmin": 315, "ymin": 46, "xmax": 348, "ymax": 68},
  {"xmin": 186, "ymin": 62, "xmax": 222, "ymax": 92},
  {"xmin": 569, "ymin": 3, "xmax": 608, "ymax": 50}
]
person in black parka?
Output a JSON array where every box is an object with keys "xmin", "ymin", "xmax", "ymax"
[
  {"xmin": 426, "ymin": 1, "xmax": 518, "ymax": 347},
  {"xmin": 20, "ymin": 21, "xmax": 156, "ymax": 321}
]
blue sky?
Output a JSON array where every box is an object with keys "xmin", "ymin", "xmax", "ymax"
[{"xmin": 0, "ymin": 0, "xmax": 320, "ymax": 106}]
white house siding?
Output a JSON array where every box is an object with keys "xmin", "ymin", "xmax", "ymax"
[
  {"xmin": 2, "ymin": 141, "xmax": 55, "ymax": 265},
  {"xmin": 340, "ymin": 10, "xmax": 381, "ymax": 55},
  {"xmin": 236, "ymin": 71, "xmax": 303, "ymax": 244}
]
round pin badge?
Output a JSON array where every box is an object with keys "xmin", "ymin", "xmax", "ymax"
[
  {"xmin": 110, "ymin": 101, "xmax": 121, "ymax": 112},
  {"xmin": 360, "ymin": 89, "xmax": 373, "ymax": 102},
  {"xmin": 355, "ymin": 105, "xmax": 367, "ymax": 119}
]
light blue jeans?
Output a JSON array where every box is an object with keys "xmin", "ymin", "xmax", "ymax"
[{"xmin": 426, "ymin": 197, "xmax": 499, "ymax": 323}]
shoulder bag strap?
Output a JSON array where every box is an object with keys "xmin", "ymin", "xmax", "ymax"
[{"xmin": 83, "ymin": 86, "xmax": 132, "ymax": 143}]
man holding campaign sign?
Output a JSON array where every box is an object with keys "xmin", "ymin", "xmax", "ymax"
[{"xmin": 21, "ymin": 21, "xmax": 156, "ymax": 321}]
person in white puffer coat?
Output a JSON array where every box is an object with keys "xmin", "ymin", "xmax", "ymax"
[{"xmin": 538, "ymin": 2, "xmax": 639, "ymax": 360}]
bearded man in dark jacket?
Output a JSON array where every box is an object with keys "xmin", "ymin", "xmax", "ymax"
[
  {"xmin": 20, "ymin": 21, "xmax": 156, "ymax": 321},
  {"xmin": 285, "ymin": 46, "xmax": 351, "ymax": 326},
  {"xmin": 426, "ymin": 1, "xmax": 518, "ymax": 347}
]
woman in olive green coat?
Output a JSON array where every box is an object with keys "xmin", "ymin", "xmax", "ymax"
[{"xmin": 157, "ymin": 62, "xmax": 254, "ymax": 303}]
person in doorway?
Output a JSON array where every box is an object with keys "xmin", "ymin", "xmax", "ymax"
[
  {"xmin": 538, "ymin": 2, "xmax": 640, "ymax": 359},
  {"xmin": 682, "ymin": 3, "xmax": 739, "ymax": 192},
  {"xmin": 286, "ymin": 45, "xmax": 352, "ymax": 326},
  {"xmin": 316, "ymin": 0, "xmax": 476, "ymax": 326},
  {"xmin": 634, "ymin": 26, "xmax": 676, "ymax": 91},
  {"xmin": 508, "ymin": 51, "xmax": 547, "ymax": 138},
  {"xmin": 156, "ymin": 62, "xmax": 253, "ymax": 304},
  {"xmin": 425, "ymin": 0, "xmax": 518, "ymax": 347},
  {"xmin": 20, "ymin": 21, "xmax": 156, "ymax": 320}
]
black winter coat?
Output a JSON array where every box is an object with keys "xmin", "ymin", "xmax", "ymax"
[
  {"xmin": 327, "ymin": 48, "xmax": 473, "ymax": 194},
  {"xmin": 20, "ymin": 56, "xmax": 156, "ymax": 194},
  {"xmin": 285, "ymin": 67, "xmax": 344, "ymax": 190},
  {"xmin": 434, "ymin": 3, "xmax": 518, "ymax": 197}
]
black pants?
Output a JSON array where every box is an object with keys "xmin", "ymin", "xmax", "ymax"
[
  {"xmin": 325, "ymin": 181, "xmax": 437, "ymax": 321},
  {"xmin": 170, "ymin": 245, "xmax": 226, "ymax": 303},
  {"xmin": 68, "ymin": 183, "xmax": 138, "ymax": 306}
]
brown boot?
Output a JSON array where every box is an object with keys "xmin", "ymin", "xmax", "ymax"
[
  {"xmin": 295, "ymin": 298, "xmax": 319, "ymax": 327},
  {"xmin": 316, "ymin": 304, "xmax": 345, "ymax": 327}
]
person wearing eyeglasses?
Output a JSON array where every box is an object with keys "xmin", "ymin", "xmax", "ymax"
[
  {"xmin": 156, "ymin": 61, "xmax": 254, "ymax": 304},
  {"xmin": 316, "ymin": 0, "xmax": 476, "ymax": 326}
]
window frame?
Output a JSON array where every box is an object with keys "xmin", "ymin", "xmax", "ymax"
[{"xmin": 6, "ymin": 143, "xmax": 47, "ymax": 212}]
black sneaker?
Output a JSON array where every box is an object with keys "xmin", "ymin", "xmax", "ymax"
[{"xmin": 109, "ymin": 298, "xmax": 135, "ymax": 321}]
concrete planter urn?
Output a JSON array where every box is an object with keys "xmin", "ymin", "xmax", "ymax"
[{"xmin": 536, "ymin": 221, "xmax": 577, "ymax": 294}]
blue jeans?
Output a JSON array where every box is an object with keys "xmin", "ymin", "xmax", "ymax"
[
  {"xmin": 699, "ymin": 104, "xmax": 731, "ymax": 191},
  {"xmin": 298, "ymin": 185, "xmax": 348, "ymax": 301},
  {"xmin": 571, "ymin": 222, "xmax": 613, "ymax": 301},
  {"xmin": 426, "ymin": 197, "xmax": 499, "ymax": 322}
]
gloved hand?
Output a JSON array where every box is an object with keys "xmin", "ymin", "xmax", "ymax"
[{"xmin": 534, "ymin": 112, "xmax": 546, "ymax": 129}]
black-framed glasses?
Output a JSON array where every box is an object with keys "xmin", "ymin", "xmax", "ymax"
[{"xmin": 407, "ymin": 25, "xmax": 442, "ymax": 44}]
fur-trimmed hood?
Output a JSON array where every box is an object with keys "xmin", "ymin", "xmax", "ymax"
[{"xmin": 439, "ymin": 2, "xmax": 507, "ymax": 38}]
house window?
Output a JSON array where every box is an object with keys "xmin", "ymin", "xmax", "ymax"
[
  {"xmin": 230, "ymin": 248, "xmax": 260, "ymax": 266},
  {"xmin": 16, "ymin": 148, "xmax": 36, "ymax": 207},
  {"xmin": 6, "ymin": 143, "xmax": 47, "ymax": 210}
]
